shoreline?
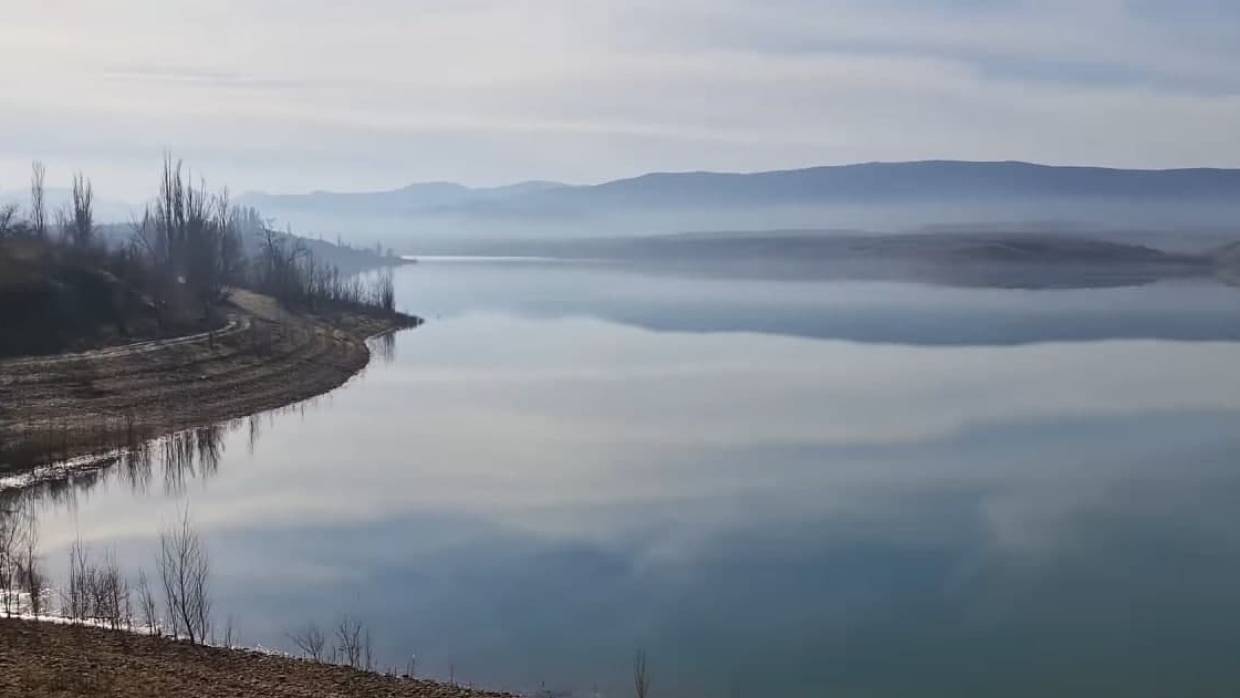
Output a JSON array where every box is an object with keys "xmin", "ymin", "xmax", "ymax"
[
  {"xmin": 0, "ymin": 616, "xmax": 510, "ymax": 697},
  {"xmin": 0, "ymin": 289, "xmax": 420, "ymax": 491}
]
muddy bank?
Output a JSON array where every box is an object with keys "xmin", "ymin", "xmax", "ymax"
[
  {"xmin": 0, "ymin": 617, "xmax": 510, "ymax": 697},
  {"xmin": 0, "ymin": 289, "xmax": 420, "ymax": 484}
]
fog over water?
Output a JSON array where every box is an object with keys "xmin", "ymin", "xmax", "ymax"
[{"xmin": 26, "ymin": 260, "xmax": 1240, "ymax": 697}]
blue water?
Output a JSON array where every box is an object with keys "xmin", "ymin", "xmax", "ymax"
[{"xmin": 28, "ymin": 261, "xmax": 1240, "ymax": 697}]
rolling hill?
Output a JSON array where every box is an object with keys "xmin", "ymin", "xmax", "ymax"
[{"xmin": 236, "ymin": 161, "xmax": 1240, "ymax": 250}]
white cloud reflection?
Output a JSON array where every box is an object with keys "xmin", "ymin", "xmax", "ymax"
[{"xmin": 33, "ymin": 313, "xmax": 1240, "ymax": 550}]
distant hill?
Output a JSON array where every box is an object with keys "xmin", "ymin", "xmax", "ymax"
[
  {"xmin": 486, "ymin": 161, "xmax": 1240, "ymax": 210},
  {"xmin": 240, "ymin": 180, "xmax": 568, "ymax": 217},
  {"xmin": 0, "ymin": 188, "xmax": 138, "ymax": 225},
  {"xmin": 234, "ymin": 161, "xmax": 1240, "ymax": 250}
]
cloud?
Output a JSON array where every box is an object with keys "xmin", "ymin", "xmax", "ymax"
[{"xmin": 0, "ymin": 1, "xmax": 1237, "ymax": 198}]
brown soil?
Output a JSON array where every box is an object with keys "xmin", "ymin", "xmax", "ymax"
[
  {"xmin": 0, "ymin": 289, "xmax": 419, "ymax": 481},
  {"xmin": 0, "ymin": 617, "xmax": 511, "ymax": 697}
]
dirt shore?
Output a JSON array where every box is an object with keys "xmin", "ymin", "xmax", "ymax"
[
  {"xmin": 0, "ymin": 289, "xmax": 419, "ymax": 484},
  {"xmin": 0, "ymin": 617, "xmax": 510, "ymax": 697}
]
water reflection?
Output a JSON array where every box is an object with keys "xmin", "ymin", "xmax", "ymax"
[
  {"xmin": 396, "ymin": 261, "xmax": 1240, "ymax": 345},
  {"xmin": 374, "ymin": 331, "xmax": 398, "ymax": 364},
  {"xmin": 7, "ymin": 425, "xmax": 227, "ymax": 510},
  {"xmin": 14, "ymin": 267, "xmax": 1240, "ymax": 697},
  {"xmin": 8, "ymin": 398, "xmax": 341, "ymax": 507}
]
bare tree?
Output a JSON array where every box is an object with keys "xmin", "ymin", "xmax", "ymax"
[
  {"xmin": 54, "ymin": 207, "xmax": 71, "ymax": 246},
  {"xmin": 0, "ymin": 503, "xmax": 44, "ymax": 618},
  {"xmin": 30, "ymin": 161, "xmax": 46, "ymax": 240},
  {"xmin": 222, "ymin": 614, "xmax": 236, "ymax": 648},
  {"xmin": 0, "ymin": 504, "xmax": 22, "ymax": 616},
  {"xmin": 288, "ymin": 621, "xmax": 327, "ymax": 661},
  {"xmin": 18, "ymin": 505, "xmax": 42, "ymax": 617},
  {"xmin": 58, "ymin": 540, "xmax": 131, "ymax": 627},
  {"xmin": 158, "ymin": 509, "xmax": 211, "ymax": 643},
  {"xmin": 211, "ymin": 188, "xmax": 244, "ymax": 294},
  {"xmin": 134, "ymin": 157, "xmax": 244, "ymax": 318},
  {"xmin": 633, "ymin": 649, "xmax": 651, "ymax": 698},
  {"xmin": 136, "ymin": 568, "xmax": 160, "ymax": 635},
  {"xmin": 68, "ymin": 172, "xmax": 94, "ymax": 248},
  {"xmin": 93, "ymin": 549, "xmax": 129, "ymax": 629},
  {"xmin": 333, "ymin": 615, "xmax": 369, "ymax": 669},
  {"xmin": 64, "ymin": 537, "xmax": 91, "ymax": 622},
  {"xmin": 0, "ymin": 203, "xmax": 17, "ymax": 239},
  {"xmin": 376, "ymin": 268, "xmax": 395, "ymax": 313},
  {"xmin": 364, "ymin": 626, "xmax": 374, "ymax": 671},
  {"xmin": 185, "ymin": 182, "xmax": 242, "ymax": 315}
]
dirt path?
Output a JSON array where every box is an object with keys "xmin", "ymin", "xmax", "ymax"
[
  {"xmin": 0, "ymin": 618, "xmax": 510, "ymax": 697},
  {"xmin": 0, "ymin": 290, "xmax": 419, "ymax": 483}
]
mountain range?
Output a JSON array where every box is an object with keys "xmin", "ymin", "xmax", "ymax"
[{"xmin": 235, "ymin": 161, "xmax": 1240, "ymax": 251}]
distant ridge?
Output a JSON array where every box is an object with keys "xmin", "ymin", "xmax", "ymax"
[
  {"xmin": 241, "ymin": 179, "xmax": 569, "ymax": 213},
  {"xmin": 558, "ymin": 160, "xmax": 1240, "ymax": 205},
  {"xmin": 241, "ymin": 160, "xmax": 1240, "ymax": 212},
  {"xmin": 234, "ymin": 161, "xmax": 1240, "ymax": 245}
]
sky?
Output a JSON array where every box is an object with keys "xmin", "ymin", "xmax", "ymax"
[{"xmin": 2, "ymin": 0, "xmax": 1239, "ymax": 200}]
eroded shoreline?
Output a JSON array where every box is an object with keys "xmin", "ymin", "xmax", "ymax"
[{"xmin": 0, "ymin": 289, "xmax": 420, "ymax": 490}]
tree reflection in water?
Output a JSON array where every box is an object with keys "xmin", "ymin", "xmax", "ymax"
[{"xmin": 5, "ymin": 391, "xmax": 332, "ymax": 510}]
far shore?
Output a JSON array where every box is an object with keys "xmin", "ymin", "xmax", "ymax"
[{"xmin": 0, "ymin": 289, "xmax": 420, "ymax": 490}]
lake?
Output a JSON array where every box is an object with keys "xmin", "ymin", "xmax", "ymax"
[{"xmin": 24, "ymin": 259, "xmax": 1240, "ymax": 697}]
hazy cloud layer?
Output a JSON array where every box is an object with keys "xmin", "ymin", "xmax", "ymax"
[{"xmin": 1, "ymin": 0, "xmax": 1238, "ymax": 198}]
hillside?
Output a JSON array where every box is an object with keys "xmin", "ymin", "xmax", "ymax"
[
  {"xmin": 245, "ymin": 162, "xmax": 1240, "ymax": 214},
  {"xmin": 0, "ymin": 618, "xmax": 508, "ymax": 698},
  {"xmin": 0, "ymin": 238, "xmax": 212, "ymax": 357},
  {"xmin": 236, "ymin": 161, "xmax": 1240, "ymax": 247},
  {"xmin": 0, "ymin": 288, "xmax": 417, "ymax": 481}
]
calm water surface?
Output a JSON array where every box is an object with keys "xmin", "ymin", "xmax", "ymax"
[{"xmin": 27, "ymin": 261, "xmax": 1240, "ymax": 697}]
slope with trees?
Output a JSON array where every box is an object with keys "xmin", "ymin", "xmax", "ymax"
[{"xmin": 0, "ymin": 158, "xmax": 419, "ymax": 478}]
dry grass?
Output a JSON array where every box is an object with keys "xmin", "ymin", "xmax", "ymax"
[{"xmin": 0, "ymin": 617, "xmax": 511, "ymax": 698}]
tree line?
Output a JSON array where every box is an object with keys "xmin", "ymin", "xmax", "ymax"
[{"xmin": 0, "ymin": 157, "xmax": 397, "ymax": 331}]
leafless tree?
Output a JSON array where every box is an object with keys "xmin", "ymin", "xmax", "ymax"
[
  {"xmin": 93, "ymin": 550, "xmax": 130, "ymax": 629},
  {"xmin": 0, "ymin": 503, "xmax": 44, "ymax": 618},
  {"xmin": 633, "ymin": 649, "xmax": 651, "ymax": 698},
  {"xmin": 255, "ymin": 225, "xmax": 308, "ymax": 301},
  {"xmin": 68, "ymin": 172, "xmax": 94, "ymax": 248},
  {"xmin": 222, "ymin": 614, "xmax": 236, "ymax": 648},
  {"xmin": 183, "ymin": 178, "xmax": 239, "ymax": 315},
  {"xmin": 64, "ymin": 537, "xmax": 91, "ymax": 621},
  {"xmin": 136, "ymin": 568, "xmax": 160, "ymax": 634},
  {"xmin": 134, "ymin": 157, "xmax": 243, "ymax": 317},
  {"xmin": 288, "ymin": 621, "xmax": 327, "ymax": 661},
  {"xmin": 18, "ymin": 505, "xmax": 42, "ymax": 617},
  {"xmin": 54, "ymin": 207, "xmax": 71, "ymax": 246},
  {"xmin": 0, "ymin": 504, "xmax": 22, "ymax": 616},
  {"xmin": 158, "ymin": 508, "xmax": 211, "ymax": 643},
  {"xmin": 333, "ymin": 615, "xmax": 370, "ymax": 669},
  {"xmin": 0, "ymin": 203, "xmax": 17, "ymax": 239},
  {"xmin": 376, "ymin": 268, "xmax": 395, "ymax": 313},
  {"xmin": 208, "ymin": 188, "xmax": 244, "ymax": 297},
  {"xmin": 30, "ymin": 161, "xmax": 46, "ymax": 239},
  {"xmin": 60, "ymin": 539, "xmax": 131, "ymax": 627}
]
